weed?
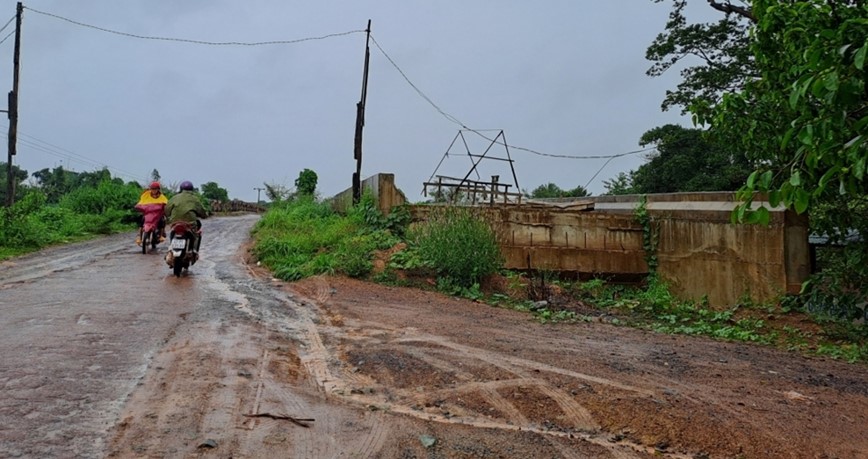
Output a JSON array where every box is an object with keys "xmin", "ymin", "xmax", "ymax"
[{"xmin": 411, "ymin": 206, "xmax": 502, "ymax": 287}]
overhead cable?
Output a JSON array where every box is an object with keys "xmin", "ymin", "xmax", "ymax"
[
  {"xmin": 370, "ymin": 34, "xmax": 653, "ymax": 161},
  {"xmin": 0, "ymin": 29, "xmax": 13, "ymax": 46},
  {"xmin": 24, "ymin": 6, "xmax": 364, "ymax": 46},
  {"xmin": 2, "ymin": 130, "xmax": 150, "ymax": 183},
  {"xmin": 0, "ymin": 14, "xmax": 14, "ymax": 35}
]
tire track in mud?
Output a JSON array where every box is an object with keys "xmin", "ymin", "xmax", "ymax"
[
  {"xmin": 110, "ymin": 219, "xmax": 395, "ymax": 459},
  {"xmin": 288, "ymin": 277, "xmax": 687, "ymax": 459}
]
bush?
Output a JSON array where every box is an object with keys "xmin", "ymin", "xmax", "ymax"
[{"xmin": 411, "ymin": 206, "xmax": 502, "ymax": 287}]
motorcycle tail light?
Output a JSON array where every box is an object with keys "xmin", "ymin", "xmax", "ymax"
[{"xmin": 174, "ymin": 222, "xmax": 189, "ymax": 234}]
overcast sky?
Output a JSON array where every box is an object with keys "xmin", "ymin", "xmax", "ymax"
[{"xmin": 0, "ymin": 1, "xmax": 717, "ymax": 202}]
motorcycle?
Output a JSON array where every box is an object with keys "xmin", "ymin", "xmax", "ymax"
[
  {"xmin": 165, "ymin": 221, "xmax": 201, "ymax": 277},
  {"xmin": 140, "ymin": 220, "xmax": 163, "ymax": 255},
  {"xmin": 134, "ymin": 200, "xmax": 165, "ymax": 255}
]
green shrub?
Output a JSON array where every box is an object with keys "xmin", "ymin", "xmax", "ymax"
[
  {"xmin": 0, "ymin": 191, "xmax": 51, "ymax": 248},
  {"xmin": 59, "ymin": 180, "xmax": 139, "ymax": 216},
  {"xmin": 411, "ymin": 206, "xmax": 502, "ymax": 287}
]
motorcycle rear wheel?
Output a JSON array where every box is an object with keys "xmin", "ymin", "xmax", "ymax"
[{"xmin": 173, "ymin": 260, "xmax": 183, "ymax": 277}]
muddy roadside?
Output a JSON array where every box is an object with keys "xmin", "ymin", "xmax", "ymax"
[{"xmin": 107, "ymin": 247, "xmax": 868, "ymax": 459}]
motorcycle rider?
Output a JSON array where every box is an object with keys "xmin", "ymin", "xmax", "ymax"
[
  {"xmin": 134, "ymin": 181, "xmax": 167, "ymax": 246},
  {"xmin": 165, "ymin": 180, "xmax": 208, "ymax": 257}
]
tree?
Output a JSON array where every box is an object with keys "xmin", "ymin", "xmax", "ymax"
[
  {"xmin": 708, "ymin": 1, "xmax": 868, "ymax": 225},
  {"xmin": 31, "ymin": 166, "xmax": 76, "ymax": 203},
  {"xmin": 150, "ymin": 169, "xmax": 161, "ymax": 183},
  {"xmin": 528, "ymin": 183, "xmax": 565, "ymax": 198},
  {"xmin": 527, "ymin": 183, "xmax": 590, "ymax": 199},
  {"xmin": 647, "ymin": 0, "xmax": 756, "ymax": 115},
  {"xmin": 0, "ymin": 162, "xmax": 28, "ymax": 205},
  {"xmin": 200, "ymin": 181, "xmax": 229, "ymax": 202},
  {"xmin": 632, "ymin": 124, "xmax": 752, "ymax": 193},
  {"xmin": 602, "ymin": 172, "xmax": 636, "ymax": 195},
  {"xmin": 650, "ymin": 0, "xmax": 868, "ymax": 221},
  {"xmin": 649, "ymin": 0, "xmax": 868, "ymax": 318},
  {"xmin": 263, "ymin": 182, "xmax": 291, "ymax": 202},
  {"xmin": 295, "ymin": 169, "xmax": 318, "ymax": 196}
]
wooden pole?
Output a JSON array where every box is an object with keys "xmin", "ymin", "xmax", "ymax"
[
  {"xmin": 352, "ymin": 20, "xmax": 371, "ymax": 205},
  {"xmin": 5, "ymin": 2, "xmax": 22, "ymax": 207}
]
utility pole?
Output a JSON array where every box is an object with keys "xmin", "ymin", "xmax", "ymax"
[
  {"xmin": 5, "ymin": 2, "xmax": 22, "ymax": 207},
  {"xmin": 352, "ymin": 19, "xmax": 371, "ymax": 205},
  {"xmin": 253, "ymin": 187, "xmax": 264, "ymax": 204}
]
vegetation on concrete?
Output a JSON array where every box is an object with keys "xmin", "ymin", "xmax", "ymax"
[
  {"xmin": 251, "ymin": 187, "xmax": 865, "ymax": 363},
  {"xmin": 641, "ymin": 1, "xmax": 868, "ymax": 324}
]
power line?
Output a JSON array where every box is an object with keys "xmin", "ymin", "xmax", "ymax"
[
  {"xmin": 2, "ymin": 130, "xmax": 150, "ymax": 183},
  {"xmin": 370, "ymin": 34, "xmax": 654, "ymax": 161},
  {"xmin": 24, "ymin": 6, "xmax": 365, "ymax": 47},
  {"xmin": 0, "ymin": 14, "xmax": 15, "ymax": 35},
  {"xmin": 0, "ymin": 29, "xmax": 13, "ymax": 46},
  {"xmin": 21, "ymin": 6, "xmax": 653, "ymax": 164}
]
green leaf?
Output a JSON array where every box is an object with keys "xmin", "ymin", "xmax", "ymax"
[
  {"xmin": 790, "ymin": 171, "xmax": 802, "ymax": 187},
  {"xmin": 823, "ymin": 71, "xmax": 839, "ymax": 92},
  {"xmin": 735, "ymin": 203, "xmax": 748, "ymax": 223},
  {"xmin": 790, "ymin": 76, "xmax": 814, "ymax": 110},
  {"xmin": 854, "ymin": 157, "xmax": 866, "ymax": 181},
  {"xmin": 768, "ymin": 190, "xmax": 782, "ymax": 208},
  {"xmin": 794, "ymin": 188, "xmax": 810, "ymax": 214},
  {"xmin": 780, "ymin": 181, "xmax": 794, "ymax": 205},
  {"xmin": 754, "ymin": 206, "xmax": 771, "ymax": 226},
  {"xmin": 855, "ymin": 115, "xmax": 868, "ymax": 132},
  {"xmin": 855, "ymin": 42, "xmax": 867, "ymax": 70},
  {"xmin": 788, "ymin": 87, "xmax": 801, "ymax": 110},
  {"xmin": 746, "ymin": 170, "xmax": 758, "ymax": 189},
  {"xmin": 781, "ymin": 127, "xmax": 796, "ymax": 149},
  {"xmin": 797, "ymin": 125, "xmax": 814, "ymax": 145},
  {"xmin": 759, "ymin": 170, "xmax": 773, "ymax": 190},
  {"xmin": 817, "ymin": 166, "xmax": 840, "ymax": 191},
  {"xmin": 804, "ymin": 148, "xmax": 818, "ymax": 170}
]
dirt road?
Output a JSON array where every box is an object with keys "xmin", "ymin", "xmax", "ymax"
[{"xmin": 1, "ymin": 214, "xmax": 866, "ymax": 458}]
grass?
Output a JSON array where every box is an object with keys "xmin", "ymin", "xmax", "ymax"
[{"xmin": 420, "ymin": 271, "xmax": 868, "ymax": 364}]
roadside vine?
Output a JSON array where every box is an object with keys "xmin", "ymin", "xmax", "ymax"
[{"xmin": 635, "ymin": 195, "xmax": 659, "ymax": 275}]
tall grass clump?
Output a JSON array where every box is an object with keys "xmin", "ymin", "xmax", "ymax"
[
  {"xmin": 251, "ymin": 194, "xmax": 399, "ymax": 281},
  {"xmin": 410, "ymin": 206, "xmax": 502, "ymax": 287},
  {"xmin": 0, "ymin": 179, "xmax": 141, "ymax": 259}
]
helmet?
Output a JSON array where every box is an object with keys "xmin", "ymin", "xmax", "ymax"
[
  {"xmin": 179, "ymin": 181, "xmax": 194, "ymax": 191},
  {"xmin": 149, "ymin": 181, "xmax": 161, "ymax": 190}
]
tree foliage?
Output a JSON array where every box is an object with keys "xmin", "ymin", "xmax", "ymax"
[
  {"xmin": 602, "ymin": 172, "xmax": 636, "ymax": 195},
  {"xmin": 647, "ymin": 0, "xmax": 756, "ymax": 115},
  {"xmin": 263, "ymin": 182, "xmax": 291, "ymax": 202},
  {"xmin": 649, "ymin": 0, "xmax": 868, "ymax": 320},
  {"xmin": 703, "ymin": 1, "xmax": 868, "ymax": 226},
  {"xmin": 31, "ymin": 167, "xmax": 122, "ymax": 203},
  {"xmin": 527, "ymin": 183, "xmax": 590, "ymax": 198},
  {"xmin": 632, "ymin": 124, "xmax": 753, "ymax": 193},
  {"xmin": 200, "ymin": 181, "xmax": 229, "ymax": 202},
  {"xmin": 295, "ymin": 169, "xmax": 318, "ymax": 196},
  {"xmin": 0, "ymin": 162, "xmax": 28, "ymax": 205}
]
